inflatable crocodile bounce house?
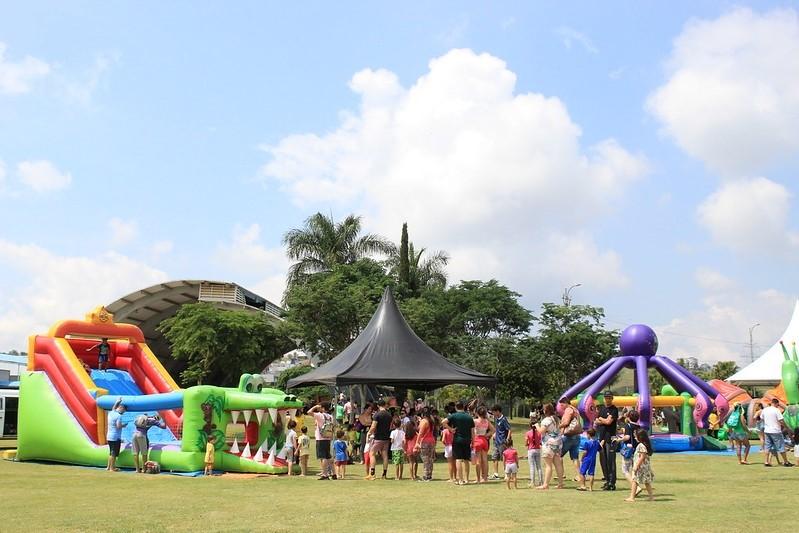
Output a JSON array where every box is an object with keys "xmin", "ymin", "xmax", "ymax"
[{"xmin": 15, "ymin": 306, "xmax": 302, "ymax": 473}]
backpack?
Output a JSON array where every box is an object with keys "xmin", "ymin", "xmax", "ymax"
[
  {"xmin": 564, "ymin": 409, "xmax": 582, "ymax": 436},
  {"xmin": 318, "ymin": 413, "xmax": 334, "ymax": 440},
  {"xmin": 726, "ymin": 406, "xmax": 741, "ymax": 428}
]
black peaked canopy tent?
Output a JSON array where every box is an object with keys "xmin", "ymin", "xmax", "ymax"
[{"xmin": 287, "ymin": 287, "xmax": 496, "ymax": 390}]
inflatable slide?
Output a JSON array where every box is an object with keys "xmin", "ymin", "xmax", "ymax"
[{"xmin": 16, "ymin": 307, "xmax": 302, "ymax": 473}]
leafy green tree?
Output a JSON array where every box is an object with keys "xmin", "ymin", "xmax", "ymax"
[
  {"xmin": 282, "ymin": 260, "xmax": 393, "ymax": 362},
  {"xmin": 533, "ymin": 303, "xmax": 619, "ymax": 399},
  {"xmin": 158, "ymin": 303, "xmax": 291, "ymax": 387},
  {"xmin": 708, "ymin": 360, "xmax": 738, "ymax": 381},
  {"xmin": 276, "ymin": 365, "xmax": 329, "ymax": 403},
  {"xmin": 282, "ymin": 212, "xmax": 394, "ymax": 291}
]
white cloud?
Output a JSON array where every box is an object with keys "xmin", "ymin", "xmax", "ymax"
[
  {"xmin": 555, "ymin": 26, "xmax": 599, "ymax": 54},
  {"xmin": 17, "ymin": 160, "xmax": 72, "ymax": 192},
  {"xmin": 215, "ymin": 224, "xmax": 289, "ymax": 304},
  {"xmin": 697, "ymin": 177, "xmax": 799, "ymax": 254},
  {"xmin": 0, "ymin": 159, "xmax": 5, "ymax": 186},
  {"xmin": 260, "ymin": 49, "xmax": 647, "ymax": 291},
  {"xmin": 108, "ymin": 218, "xmax": 139, "ymax": 246},
  {"xmin": 0, "ymin": 42, "xmax": 50, "ymax": 95},
  {"xmin": 647, "ymin": 8, "xmax": 799, "ymax": 176},
  {"xmin": 150, "ymin": 240, "xmax": 174, "ymax": 256},
  {"xmin": 0, "ymin": 240, "xmax": 168, "ymax": 351},
  {"xmin": 657, "ymin": 275, "xmax": 794, "ymax": 363},
  {"xmin": 694, "ymin": 267, "xmax": 734, "ymax": 292},
  {"xmin": 61, "ymin": 51, "xmax": 118, "ymax": 106}
]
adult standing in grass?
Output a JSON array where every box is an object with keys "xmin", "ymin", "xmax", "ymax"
[
  {"xmin": 762, "ymin": 398, "xmax": 793, "ymax": 467},
  {"xmin": 357, "ymin": 403, "xmax": 374, "ymax": 463},
  {"xmin": 447, "ymin": 400, "xmax": 476, "ymax": 485},
  {"xmin": 367, "ymin": 399, "xmax": 392, "ymax": 480},
  {"xmin": 308, "ymin": 402, "xmax": 335, "ymax": 480},
  {"xmin": 473, "ymin": 406, "xmax": 494, "ymax": 483},
  {"xmin": 106, "ymin": 398, "xmax": 126, "ymax": 471},
  {"xmin": 727, "ymin": 403, "xmax": 751, "ymax": 465},
  {"xmin": 596, "ymin": 391, "xmax": 619, "ymax": 491},
  {"xmin": 415, "ymin": 407, "xmax": 438, "ymax": 482},
  {"xmin": 558, "ymin": 398, "xmax": 582, "ymax": 482},
  {"xmin": 620, "ymin": 410, "xmax": 642, "ymax": 485},
  {"xmin": 537, "ymin": 403, "xmax": 564, "ymax": 489},
  {"xmin": 132, "ymin": 413, "xmax": 166, "ymax": 473}
]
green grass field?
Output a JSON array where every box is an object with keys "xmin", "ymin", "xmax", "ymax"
[{"xmin": 2, "ymin": 420, "xmax": 797, "ymax": 533}]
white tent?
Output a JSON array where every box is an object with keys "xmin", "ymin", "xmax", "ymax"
[{"xmin": 728, "ymin": 299, "xmax": 799, "ymax": 386}]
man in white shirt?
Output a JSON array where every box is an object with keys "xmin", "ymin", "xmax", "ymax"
[{"xmin": 761, "ymin": 398, "xmax": 793, "ymax": 467}]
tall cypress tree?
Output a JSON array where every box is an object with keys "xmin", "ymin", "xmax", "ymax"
[{"xmin": 399, "ymin": 222, "xmax": 410, "ymax": 291}]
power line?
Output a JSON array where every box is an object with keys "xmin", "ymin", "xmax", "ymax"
[{"xmin": 603, "ymin": 317, "xmax": 769, "ymax": 348}]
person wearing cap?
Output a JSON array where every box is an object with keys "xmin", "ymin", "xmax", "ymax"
[
  {"xmin": 596, "ymin": 391, "xmax": 619, "ymax": 490},
  {"xmin": 106, "ymin": 397, "xmax": 127, "ymax": 471}
]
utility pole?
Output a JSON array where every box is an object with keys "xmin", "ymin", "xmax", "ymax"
[
  {"xmin": 562, "ymin": 283, "xmax": 581, "ymax": 306},
  {"xmin": 748, "ymin": 323, "xmax": 760, "ymax": 363}
]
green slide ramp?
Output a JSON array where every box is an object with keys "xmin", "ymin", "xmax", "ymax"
[{"xmin": 702, "ymin": 435, "xmax": 728, "ymax": 451}]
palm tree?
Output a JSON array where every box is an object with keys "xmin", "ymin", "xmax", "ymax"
[
  {"xmin": 282, "ymin": 212, "xmax": 394, "ymax": 289},
  {"xmin": 387, "ymin": 224, "xmax": 449, "ymax": 295}
]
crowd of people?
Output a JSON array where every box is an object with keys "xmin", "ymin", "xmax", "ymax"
[{"xmin": 295, "ymin": 390, "xmax": 657, "ymax": 501}]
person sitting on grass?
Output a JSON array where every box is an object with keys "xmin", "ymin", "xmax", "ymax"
[
  {"xmin": 334, "ymin": 430, "xmax": 348, "ymax": 480},
  {"xmin": 106, "ymin": 397, "xmax": 126, "ymax": 472},
  {"xmin": 297, "ymin": 426, "xmax": 310, "ymax": 476},
  {"xmin": 625, "ymin": 430, "xmax": 654, "ymax": 502},
  {"xmin": 576, "ymin": 428, "xmax": 601, "ymax": 491},
  {"xmin": 204, "ymin": 435, "xmax": 216, "ymax": 476},
  {"xmin": 390, "ymin": 417, "xmax": 406, "ymax": 480},
  {"xmin": 502, "ymin": 437, "xmax": 519, "ymax": 489}
]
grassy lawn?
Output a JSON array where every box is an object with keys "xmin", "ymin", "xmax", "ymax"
[{"xmin": 2, "ymin": 420, "xmax": 796, "ymax": 532}]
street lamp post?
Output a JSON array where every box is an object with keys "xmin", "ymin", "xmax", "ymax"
[
  {"xmin": 562, "ymin": 283, "xmax": 582, "ymax": 306},
  {"xmin": 748, "ymin": 323, "xmax": 760, "ymax": 363}
]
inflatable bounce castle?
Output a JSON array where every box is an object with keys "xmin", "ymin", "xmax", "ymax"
[{"xmin": 14, "ymin": 307, "xmax": 302, "ymax": 473}]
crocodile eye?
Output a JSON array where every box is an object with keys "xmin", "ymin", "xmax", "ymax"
[{"xmin": 250, "ymin": 374, "xmax": 265, "ymax": 392}]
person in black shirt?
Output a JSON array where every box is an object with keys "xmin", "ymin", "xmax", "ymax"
[
  {"xmin": 596, "ymin": 390, "xmax": 619, "ymax": 490},
  {"xmin": 367, "ymin": 399, "xmax": 392, "ymax": 479}
]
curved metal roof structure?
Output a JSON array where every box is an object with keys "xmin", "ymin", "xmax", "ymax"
[{"xmin": 106, "ymin": 280, "xmax": 283, "ymax": 358}]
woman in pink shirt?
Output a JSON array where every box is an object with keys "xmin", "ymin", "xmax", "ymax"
[{"xmin": 472, "ymin": 406, "xmax": 495, "ymax": 483}]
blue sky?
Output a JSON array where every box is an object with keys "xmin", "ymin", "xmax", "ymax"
[{"xmin": 1, "ymin": 2, "xmax": 798, "ymax": 363}]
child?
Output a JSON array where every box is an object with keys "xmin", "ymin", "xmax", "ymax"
[
  {"xmin": 576, "ymin": 428, "xmax": 601, "ymax": 491},
  {"xmin": 296, "ymin": 426, "xmax": 310, "ymax": 476},
  {"xmin": 525, "ymin": 420, "xmax": 542, "ymax": 487},
  {"xmin": 793, "ymin": 427, "xmax": 799, "ymax": 461},
  {"xmin": 204, "ymin": 435, "xmax": 216, "ymax": 476},
  {"xmin": 333, "ymin": 430, "xmax": 348, "ymax": 480},
  {"xmin": 363, "ymin": 433, "xmax": 375, "ymax": 478},
  {"xmin": 346, "ymin": 423, "xmax": 360, "ymax": 463},
  {"xmin": 390, "ymin": 418, "xmax": 406, "ymax": 480},
  {"xmin": 284, "ymin": 420, "xmax": 298, "ymax": 476},
  {"xmin": 502, "ymin": 437, "xmax": 519, "ymax": 489},
  {"xmin": 626, "ymin": 429, "xmax": 654, "ymax": 502},
  {"xmin": 442, "ymin": 420, "xmax": 456, "ymax": 482},
  {"xmin": 403, "ymin": 417, "xmax": 418, "ymax": 481}
]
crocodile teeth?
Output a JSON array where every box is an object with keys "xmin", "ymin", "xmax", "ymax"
[
  {"xmin": 291, "ymin": 408, "xmax": 299, "ymax": 419},
  {"xmin": 268, "ymin": 408, "xmax": 278, "ymax": 425},
  {"xmin": 230, "ymin": 410, "xmax": 240, "ymax": 424},
  {"xmin": 241, "ymin": 442, "xmax": 252, "ymax": 459},
  {"xmin": 277, "ymin": 442, "xmax": 288, "ymax": 460},
  {"xmin": 255, "ymin": 409, "xmax": 265, "ymax": 424},
  {"xmin": 253, "ymin": 445, "xmax": 263, "ymax": 462},
  {"xmin": 266, "ymin": 442, "xmax": 277, "ymax": 466},
  {"xmin": 230, "ymin": 438, "xmax": 240, "ymax": 454},
  {"xmin": 243, "ymin": 409, "xmax": 252, "ymax": 425}
]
